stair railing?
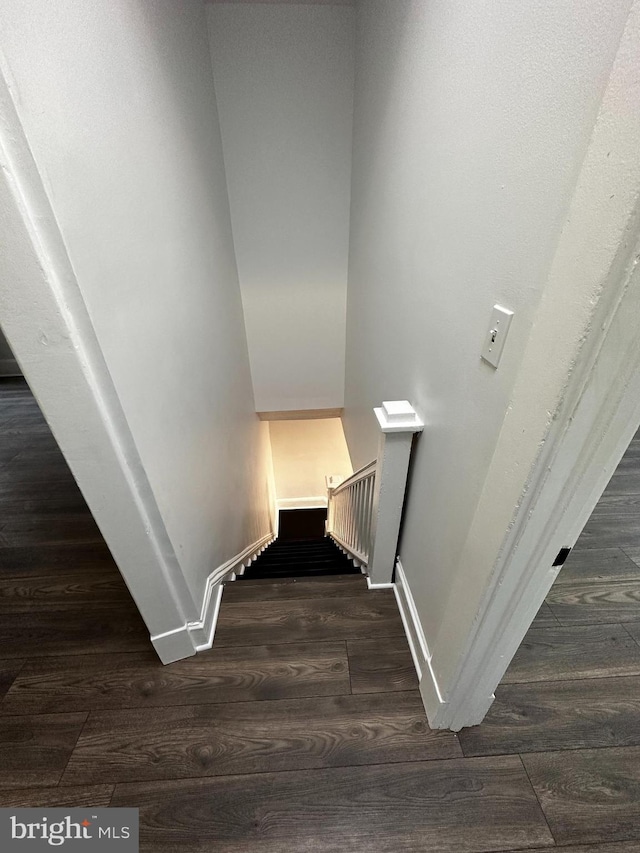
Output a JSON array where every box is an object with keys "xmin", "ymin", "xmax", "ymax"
[
  {"xmin": 326, "ymin": 460, "xmax": 377, "ymax": 567},
  {"xmin": 327, "ymin": 401, "xmax": 424, "ymax": 586}
]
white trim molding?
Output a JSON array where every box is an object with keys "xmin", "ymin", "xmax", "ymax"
[
  {"xmin": 366, "ymin": 575, "xmax": 393, "ymax": 590},
  {"xmin": 151, "ymin": 531, "xmax": 274, "ymax": 662},
  {"xmin": 392, "ymin": 559, "xmax": 447, "ymax": 727},
  {"xmin": 185, "ymin": 531, "xmax": 275, "ymax": 653},
  {"xmin": 149, "ymin": 624, "xmax": 199, "ymax": 665},
  {"xmin": 277, "ymin": 497, "xmax": 328, "ymax": 510}
]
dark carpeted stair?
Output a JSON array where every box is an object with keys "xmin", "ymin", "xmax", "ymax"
[{"xmin": 240, "ymin": 537, "xmax": 361, "ymax": 580}]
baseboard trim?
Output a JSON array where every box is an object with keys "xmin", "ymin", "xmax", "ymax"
[
  {"xmin": 188, "ymin": 531, "xmax": 275, "ymax": 651},
  {"xmin": 277, "ymin": 497, "xmax": 328, "ymax": 510},
  {"xmin": 150, "ymin": 624, "xmax": 197, "ymax": 665},
  {"xmin": 189, "ymin": 583, "xmax": 224, "ymax": 653},
  {"xmin": 392, "ymin": 559, "xmax": 448, "ymax": 728},
  {"xmin": 152, "ymin": 531, "xmax": 274, "ymax": 662},
  {"xmin": 366, "ymin": 575, "xmax": 393, "ymax": 590},
  {"xmin": 258, "ymin": 408, "xmax": 343, "ymax": 421}
]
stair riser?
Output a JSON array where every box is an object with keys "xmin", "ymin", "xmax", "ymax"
[
  {"xmin": 240, "ymin": 538, "xmax": 358, "ymax": 581},
  {"xmin": 241, "ymin": 569, "xmax": 361, "ymax": 580}
]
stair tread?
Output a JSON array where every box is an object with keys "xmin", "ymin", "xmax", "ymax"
[{"xmin": 239, "ymin": 537, "xmax": 360, "ymax": 582}]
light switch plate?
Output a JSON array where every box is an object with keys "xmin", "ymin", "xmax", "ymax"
[{"xmin": 482, "ymin": 305, "xmax": 514, "ymax": 368}]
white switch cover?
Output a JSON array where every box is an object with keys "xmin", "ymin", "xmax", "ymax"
[{"xmin": 482, "ymin": 305, "xmax": 514, "ymax": 368}]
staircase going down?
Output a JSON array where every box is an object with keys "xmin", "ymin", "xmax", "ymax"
[{"xmin": 239, "ymin": 537, "xmax": 361, "ymax": 580}]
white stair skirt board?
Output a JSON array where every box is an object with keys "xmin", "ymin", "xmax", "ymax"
[
  {"xmin": 151, "ymin": 531, "xmax": 275, "ymax": 663},
  {"xmin": 392, "ymin": 559, "xmax": 447, "ymax": 728},
  {"xmin": 329, "ymin": 532, "xmax": 367, "ymax": 569}
]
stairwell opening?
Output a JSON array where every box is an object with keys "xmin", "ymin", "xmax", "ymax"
[{"xmin": 239, "ymin": 415, "xmax": 357, "ymax": 582}]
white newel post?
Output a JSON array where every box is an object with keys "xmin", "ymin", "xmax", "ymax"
[
  {"xmin": 368, "ymin": 401, "xmax": 424, "ymax": 586},
  {"xmin": 325, "ymin": 474, "xmax": 344, "ymax": 535}
]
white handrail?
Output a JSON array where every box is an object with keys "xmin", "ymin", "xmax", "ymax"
[{"xmin": 330, "ymin": 459, "xmax": 376, "ymax": 496}]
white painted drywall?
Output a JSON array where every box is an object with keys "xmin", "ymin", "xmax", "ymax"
[
  {"xmin": 207, "ymin": 3, "xmax": 354, "ymax": 411},
  {"xmin": 343, "ymin": 1, "xmax": 633, "ymax": 701},
  {"xmin": 433, "ymin": 0, "xmax": 640, "ymax": 728},
  {"xmin": 269, "ymin": 418, "xmax": 353, "ymax": 505},
  {"xmin": 0, "ymin": 0, "xmax": 274, "ymax": 624}
]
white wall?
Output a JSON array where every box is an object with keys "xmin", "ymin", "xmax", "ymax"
[
  {"xmin": 344, "ymin": 0, "xmax": 633, "ymax": 702},
  {"xmin": 0, "ymin": 0, "xmax": 274, "ymax": 632},
  {"xmin": 207, "ymin": 2, "xmax": 354, "ymax": 412},
  {"xmin": 269, "ymin": 418, "xmax": 353, "ymax": 506}
]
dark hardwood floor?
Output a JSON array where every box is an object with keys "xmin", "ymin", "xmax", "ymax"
[{"xmin": 2, "ymin": 378, "xmax": 640, "ymax": 852}]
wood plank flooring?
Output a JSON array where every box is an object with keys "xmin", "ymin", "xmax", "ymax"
[
  {"xmin": 2, "ymin": 378, "xmax": 640, "ymax": 851},
  {"xmin": 457, "ymin": 430, "xmax": 640, "ymax": 852}
]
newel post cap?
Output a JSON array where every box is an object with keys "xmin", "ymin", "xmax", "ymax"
[
  {"xmin": 325, "ymin": 474, "xmax": 345, "ymax": 490},
  {"xmin": 374, "ymin": 400, "xmax": 424, "ymax": 434}
]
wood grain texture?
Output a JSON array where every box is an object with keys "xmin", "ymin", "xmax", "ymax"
[
  {"xmin": 214, "ymin": 592, "xmax": 404, "ymax": 647},
  {"xmin": 523, "ymin": 746, "xmax": 640, "ymax": 845},
  {"xmin": 623, "ymin": 622, "xmax": 640, "ymax": 646},
  {"xmin": 4, "ymin": 378, "xmax": 640, "ymax": 850},
  {"xmin": 0, "ymin": 513, "xmax": 104, "ymax": 547},
  {"xmin": 502, "ymin": 624, "xmax": 640, "ymax": 683},
  {"xmin": 0, "ymin": 784, "xmax": 114, "ymax": 808},
  {"xmin": 63, "ymin": 691, "xmax": 461, "ymax": 785},
  {"xmin": 0, "ymin": 573, "xmax": 134, "ymax": 611},
  {"xmin": 347, "ymin": 637, "xmax": 419, "ymax": 694},
  {"xmin": 0, "ymin": 607, "xmax": 149, "ymax": 659},
  {"xmin": 0, "ymin": 493, "xmax": 90, "ymax": 516},
  {"xmin": 459, "ymin": 676, "xmax": 640, "ymax": 756},
  {"xmin": 111, "ymin": 756, "xmax": 553, "ymax": 853},
  {"xmin": 622, "ymin": 546, "xmax": 640, "ymax": 569},
  {"xmin": 499, "ymin": 844, "xmax": 640, "ymax": 853},
  {"xmin": 574, "ymin": 496, "xmax": 640, "ymax": 550},
  {"xmin": 0, "ymin": 542, "xmax": 117, "ymax": 577},
  {"xmin": 1, "ymin": 644, "xmax": 351, "ymax": 714},
  {"xmin": 604, "ymin": 469, "xmax": 640, "ymax": 496},
  {"xmin": 546, "ymin": 580, "xmax": 640, "ymax": 625},
  {"xmin": 556, "ymin": 548, "xmax": 640, "ymax": 584},
  {"xmin": 223, "ymin": 574, "xmax": 366, "ymax": 602},
  {"xmin": 531, "ymin": 602, "xmax": 558, "ymax": 627},
  {"xmin": 0, "ymin": 712, "xmax": 87, "ymax": 789},
  {"xmin": 0, "ymin": 659, "xmax": 24, "ymax": 699}
]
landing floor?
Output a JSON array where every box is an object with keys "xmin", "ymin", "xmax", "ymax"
[{"xmin": 1, "ymin": 378, "xmax": 640, "ymax": 852}]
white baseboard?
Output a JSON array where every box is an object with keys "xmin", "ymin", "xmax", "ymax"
[
  {"xmin": 189, "ymin": 584, "xmax": 224, "ymax": 652},
  {"xmin": 150, "ymin": 623, "xmax": 198, "ymax": 665},
  {"xmin": 276, "ymin": 497, "xmax": 327, "ymax": 510},
  {"xmin": 366, "ymin": 575, "xmax": 393, "ymax": 590},
  {"xmin": 151, "ymin": 531, "xmax": 274, "ymax": 663},
  {"xmin": 392, "ymin": 559, "xmax": 448, "ymax": 728}
]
